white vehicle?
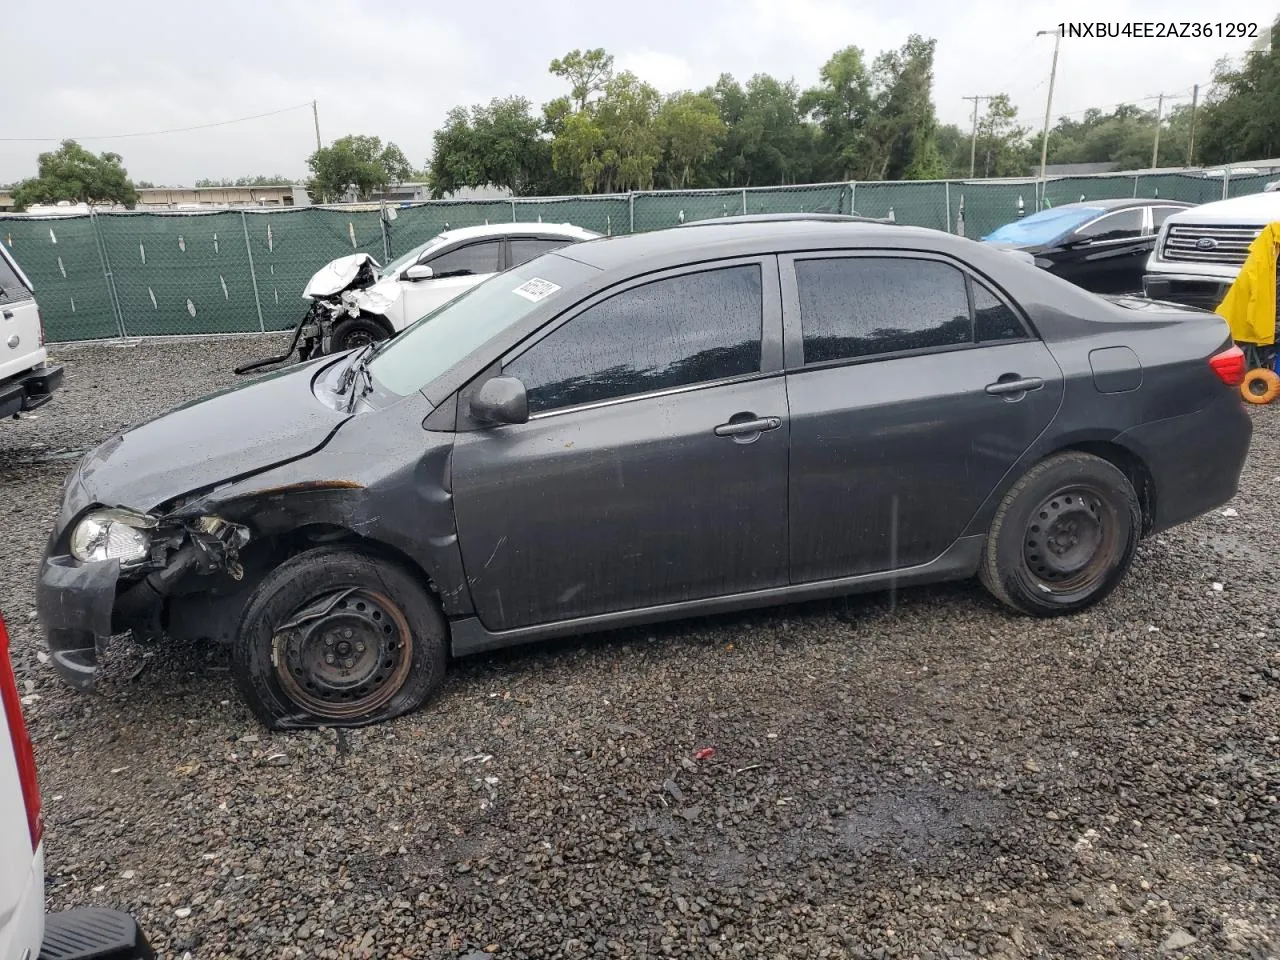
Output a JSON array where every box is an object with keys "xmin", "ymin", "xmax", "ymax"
[
  {"xmin": 299, "ymin": 222, "xmax": 600, "ymax": 357},
  {"xmin": 1143, "ymin": 190, "xmax": 1280, "ymax": 310},
  {"xmin": 0, "ymin": 613, "xmax": 153, "ymax": 960},
  {"xmin": 0, "ymin": 244, "xmax": 62, "ymax": 420}
]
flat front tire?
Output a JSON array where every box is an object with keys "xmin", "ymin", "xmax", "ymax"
[
  {"xmin": 232, "ymin": 546, "xmax": 447, "ymax": 729},
  {"xmin": 980, "ymin": 452, "xmax": 1141, "ymax": 617}
]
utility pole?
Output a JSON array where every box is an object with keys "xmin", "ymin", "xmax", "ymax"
[
  {"xmin": 312, "ymin": 100, "xmax": 322, "ymax": 152},
  {"xmin": 1150, "ymin": 93, "xmax": 1165, "ymax": 168},
  {"xmin": 961, "ymin": 95, "xmax": 991, "ymax": 177},
  {"xmin": 1036, "ymin": 28, "xmax": 1062, "ymax": 184},
  {"xmin": 1187, "ymin": 84, "xmax": 1199, "ymax": 167}
]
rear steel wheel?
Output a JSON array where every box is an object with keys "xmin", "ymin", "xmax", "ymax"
[{"xmin": 980, "ymin": 452, "xmax": 1140, "ymax": 617}]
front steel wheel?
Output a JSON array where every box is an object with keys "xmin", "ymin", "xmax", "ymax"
[
  {"xmin": 233, "ymin": 547, "xmax": 447, "ymax": 729},
  {"xmin": 981, "ymin": 452, "xmax": 1141, "ymax": 616}
]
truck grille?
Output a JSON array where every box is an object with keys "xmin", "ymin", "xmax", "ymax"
[{"xmin": 1162, "ymin": 223, "xmax": 1261, "ymax": 265}]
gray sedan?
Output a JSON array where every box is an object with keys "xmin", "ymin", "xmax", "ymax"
[{"xmin": 36, "ymin": 221, "xmax": 1252, "ymax": 728}]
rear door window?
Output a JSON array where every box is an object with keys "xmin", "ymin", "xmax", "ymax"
[{"xmin": 509, "ymin": 238, "xmax": 574, "ymax": 268}]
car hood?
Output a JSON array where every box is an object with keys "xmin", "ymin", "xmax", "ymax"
[
  {"xmin": 65, "ymin": 359, "xmax": 353, "ymax": 519},
  {"xmin": 303, "ymin": 253, "xmax": 380, "ymax": 298}
]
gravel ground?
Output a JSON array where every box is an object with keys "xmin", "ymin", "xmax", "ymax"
[{"xmin": 2, "ymin": 337, "xmax": 1279, "ymax": 960}]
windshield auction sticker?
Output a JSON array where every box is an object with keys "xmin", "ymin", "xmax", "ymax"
[{"xmin": 513, "ymin": 278, "xmax": 561, "ymax": 302}]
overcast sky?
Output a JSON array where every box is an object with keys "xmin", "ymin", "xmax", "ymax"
[{"xmin": 4, "ymin": 0, "xmax": 1274, "ymax": 186}]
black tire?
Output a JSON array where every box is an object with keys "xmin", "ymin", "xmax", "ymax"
[
  {"xmin": 232, "ymin": 546, "xmax": 447, "ymax": 730},
  {"xmin": 979, "ymin": 452, "xmax": 1140, "ymax": 617},
  {"xmin": 330, "ymin": 315, "xmax": 389, "ymax": 353}
]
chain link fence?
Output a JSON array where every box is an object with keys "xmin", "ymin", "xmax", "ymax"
[{"xmin": 2, "ymin": 168, "xmax": 1275, "ymax": 343}]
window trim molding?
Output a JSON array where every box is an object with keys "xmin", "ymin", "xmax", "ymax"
[
  {"xmin": 779, "ymin": 249, "xmax": 1035, "ymax": 371},
  {"xmin": 490, "ymin": 256, "xmax": 783, "ymax": 417}
]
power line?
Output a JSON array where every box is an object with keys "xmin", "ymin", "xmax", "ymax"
[{"xmin": 0, "ymin": 102, "xmax": 315, "ymax": 143}]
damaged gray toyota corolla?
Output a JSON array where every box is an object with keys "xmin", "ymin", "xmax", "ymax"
[{"xmin": 36, "ymin": 219, "xmax": 1252, "ymax": 729}]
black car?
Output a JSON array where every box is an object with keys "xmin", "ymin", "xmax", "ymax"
[
  {"xmin": 36, "ymin": 220, "xmax": 1251, "ymax": 729},
  {"xmin": 983, "ymin": 198, "xmax": 1193, "ymax": 294}
]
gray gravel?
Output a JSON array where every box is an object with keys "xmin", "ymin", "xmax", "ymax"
[{"xmin": 2, "ymin": 337, "xmax": 1279, "ymax": 960}]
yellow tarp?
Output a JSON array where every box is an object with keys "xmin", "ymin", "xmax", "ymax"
[{"xmin": 1216, "ymin": 222, "xmax": 1280, "ymax": 347}]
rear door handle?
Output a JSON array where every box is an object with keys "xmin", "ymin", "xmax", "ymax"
[
  {"xmin": 714, "ymin": 416, "xmax": 782, "ymax": 438},
  {"xmin": 986, "ymin": 376, "xmax": 1044, "ymax": 396}
]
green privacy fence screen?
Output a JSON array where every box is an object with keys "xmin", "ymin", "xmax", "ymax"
[{"xmin": 2, "ymin": 167, "xmax": 1274, "ymax": 342}]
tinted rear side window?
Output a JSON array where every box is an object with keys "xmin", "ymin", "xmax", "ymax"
[
  {"xmin": 0, "ymin": 250, "xmax": 32, "ymax": 307},
  {"xmin": 509, "ymin": 238, "xmax": 573, "ymax": 267},
  {"xmin": 796, "ymin": 258, "xmax": 971, "ymax": 363},
  {"xmin": 506, "ymin": 264, "xmax": 763, "ymax": 413},
  {"xmin": 972, "ymin": 282, "xmax": 1027, "ymax": 342}
]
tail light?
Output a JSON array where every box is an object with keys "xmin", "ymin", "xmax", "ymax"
[
  {"xmin": 1209, "ymin": 345, "xmax": 1246, "ymax": 387},
  {"xmin": 36, "ymin": 307, "xmax": 46, "ymax": 348},
  {"xmin": 0, "ymin": 615, "xmax": 42, "ymax": 851}
]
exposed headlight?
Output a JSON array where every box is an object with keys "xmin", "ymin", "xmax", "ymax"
[{"xmin": 70, "ymin": 508, "xmax": 157, "ymax": 564}]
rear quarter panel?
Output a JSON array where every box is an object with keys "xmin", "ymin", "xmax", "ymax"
[{"xmin": 946, "ymin": 245, "xmax": 1247, "ymax": 537}]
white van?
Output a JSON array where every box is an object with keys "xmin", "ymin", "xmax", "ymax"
[
  {"xmin": 0, "ymin": 613, "xmax": 153, "ymax": 960},
  {"xmin": 0, "ymin": 244, "xmax": 62, "ymax": 420}
]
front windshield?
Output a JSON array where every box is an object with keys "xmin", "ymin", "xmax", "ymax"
[
  {"xmin": 982, "ymin": 207, "xmax": 1104, "ymax": 245},
  {"xmin": 368, "ymin": 253, "xmax": 598, "ymax": 397},
  {"xmin": 379, "ymin": 234, "xmax": 447, "ymax": 277}
]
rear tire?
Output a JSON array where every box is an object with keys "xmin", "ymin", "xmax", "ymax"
[
  {"xmin": 980, "ymin": 452, "xmax": 1140, "ymax": 617},
  {"xmin": 1240, "ymin": 368, "xmax": 1280, "ymax": 405},
  {"xmin": 232, "ymin": 546, "xmax": 447, "ymax": 729},
  {"xmin": 330, "ymin": 315, "xmax": 389, "ymax": 353}
]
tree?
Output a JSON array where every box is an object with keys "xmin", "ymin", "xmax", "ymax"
[
  {"xmin": 551, "ymin": 71, "xmax": 662, "ymax": 193},
  {"xmin": 195, "ymin": 175, "xmax": 294, "ymax": 187},
  {"xmin": 707, "ymin": 73, "xmax": 817, "ymax": 187},
  {"xmin": 656, "ymin": 92, "xmax": 725, "ymax": 188},
  {"xmin": 802, "ymin": 46, "xmax": 872, "ymax": 180},
  {"xmin": 10, "ymin": 140, "xmax": 138, "ymax": 211},
  {"xmin": 1195, "ymin": 20, "xmax": 1280, "ymax": 165},
  {"xmin": 858, "ymin": 35, "xmax": 942, "ymax": 180},
  {"xmin": 550, "ymin": 48, "xmax": 615, "ymax": 112},
  {"xmin": 306, "ymin": 135, "xmax": 412, "ymax": 202},
  {"xmin": 973, "ymin": 95, "xmax": 1032, "ymax": 177},
  {"xmin": 427, "ymin": 96, "xmax": 563, "ymax": 198}
]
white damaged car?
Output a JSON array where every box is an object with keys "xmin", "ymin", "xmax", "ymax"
[{"xmin": 290, "ymin": 222, "xmax": 599, "ymax": 360}]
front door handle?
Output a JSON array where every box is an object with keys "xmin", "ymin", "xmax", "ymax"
[
  {"xmin": 985, "ymin": 376, "xmax": 1044, "ymax": 396},
  {"xmin": 714, "ymin": 416, "xmax": 782, "ymax": 439}
]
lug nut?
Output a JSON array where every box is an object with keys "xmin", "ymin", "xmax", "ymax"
[
  {"xmin": 356, "ymin": 642, "xmax": 366, "ymax": 653},
  {"xmin": 325, "ymin": 654, "xmax": 335, "ymax": 665},
  {"xmin": 344, "ymin": 629, "xmax": 354, "ymax": 639}
]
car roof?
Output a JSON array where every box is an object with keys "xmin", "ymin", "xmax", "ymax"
[
  {"xmin": 680, "ymin": 212, "xmax": 893, "ymax": 226},
  {"xmin": 436, "ymin": 222, "xmax": 598, "ymax": 243},
  {"xmin": 1051, "ymin": 198, "xmax": 1190, "ymax": 211},
  {"xmin": 560, "ymin": 219, "xmax": 953, "ymax": 272}
]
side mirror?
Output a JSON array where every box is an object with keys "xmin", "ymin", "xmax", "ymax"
[
  {"xmin": 1064, "ymin": 235, "xmax": 1094, "ymax": 248},
  {"xmin": 404, "ymin": 264, "xmax": 434, "ymax": 281},
  {"xmin": 470, "ymin": 376, "xmax": 529, "ymax": 427}
]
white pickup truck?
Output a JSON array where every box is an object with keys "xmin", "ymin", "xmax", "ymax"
[
  {"xmin": 1142, "ymin": 190, "xmax": 1280, "ymax": 310},
  {"xmin": 0, "ymin": 612, "xmax": 153, "ymax": 960},
  {"xmin": 0, "ymin": 244, "xmax": 62, "ymax": 420}
]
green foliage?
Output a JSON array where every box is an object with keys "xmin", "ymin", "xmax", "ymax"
[
  {"xmin": 194, "ymin": 175, "xmax": 294, "ymax": 187},
  {"xmin": 549, "ymin": 48, "xmax": 615, "ymax": 112},
  {"xmin": 551, "ymin": 71, "xmax": 663, "ymax": 193},
  {"xmin": 656, "ymin": 92, "xmax": 725, "ymax": 188},
  {"xmin": 10, "ymin": 140, "xmax": 139, "ymax": 211},
  {"xmin": 306, "ymin": 135, "xmax": 412, "ymax": 202},
  {"xmin": 427, "ymin": 97, "xmax": 563, "ymax": 198},
  {"xmin": 1196, "ymin": 20, "xmax": 1280, "ymax": 165}
]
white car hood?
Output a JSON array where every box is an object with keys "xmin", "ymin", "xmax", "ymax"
[
  {"xmin": 303, "ymin": 253, "xmax": 380, "ymax": 299},
  {"xmin": 1164, "ymin": 191, "xmax": 1280, "ymax": 226}
]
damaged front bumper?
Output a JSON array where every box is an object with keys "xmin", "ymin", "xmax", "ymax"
[{"xmin": 36, "ymin": 512, "xmax": 249, "ymax": 691}]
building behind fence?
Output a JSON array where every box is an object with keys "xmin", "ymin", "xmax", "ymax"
[{"xmin": 3, "ymin": 166, "xmax": 1277, "ymax": 343}]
